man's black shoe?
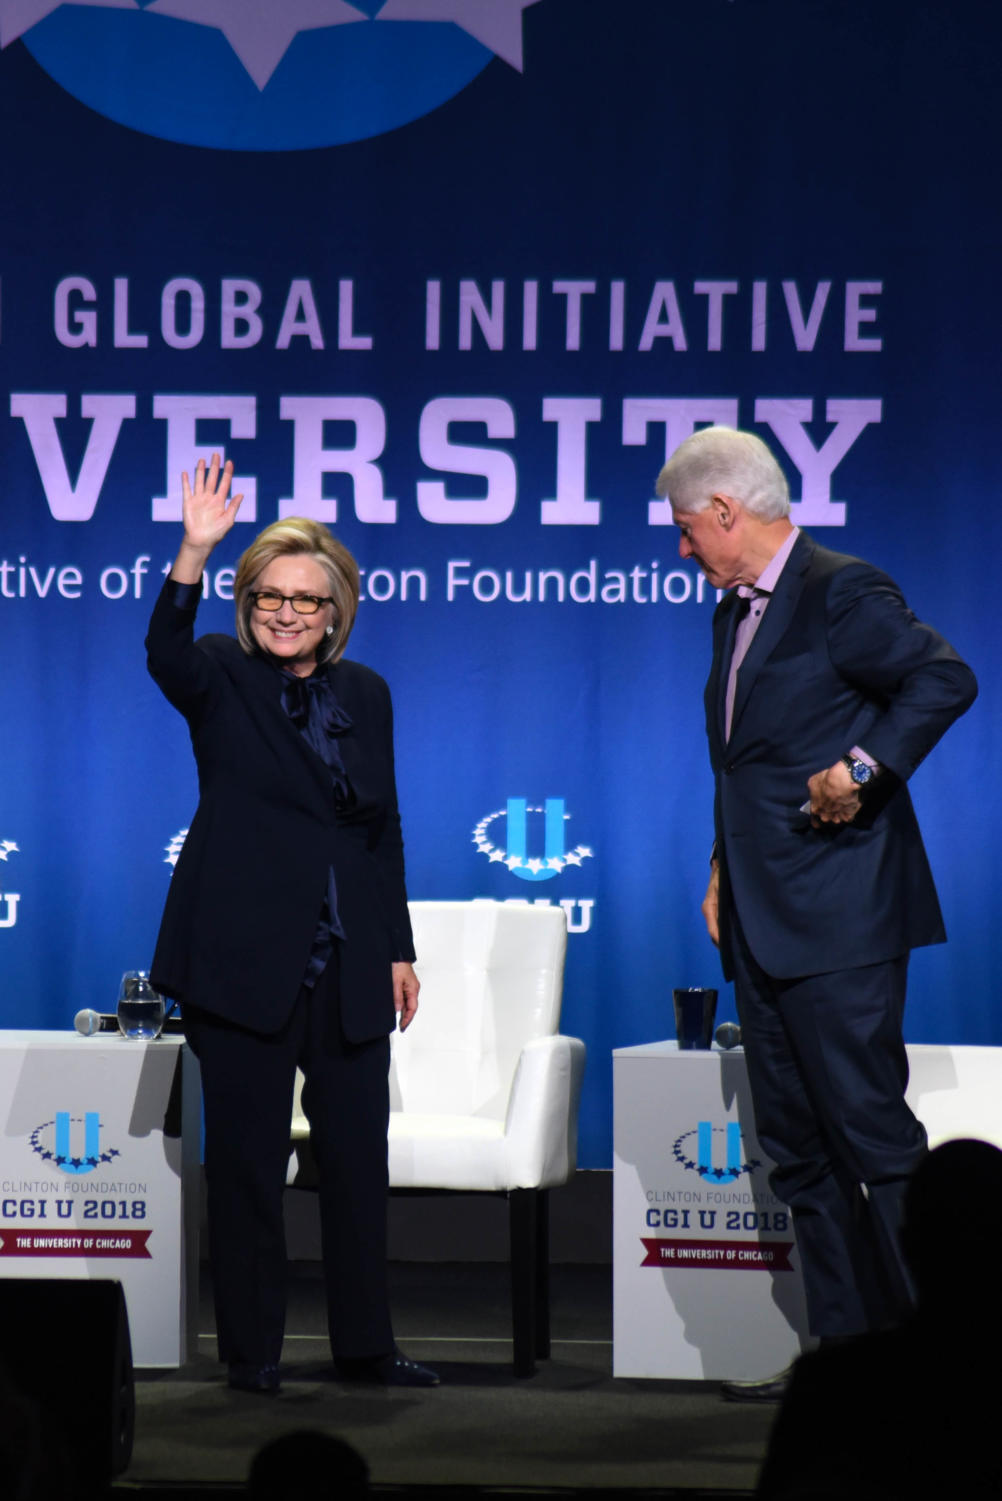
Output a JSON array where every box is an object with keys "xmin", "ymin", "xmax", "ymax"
[{"xmin": 720, "ymin": 1364, "xmax": 792, "ymax": 1403}]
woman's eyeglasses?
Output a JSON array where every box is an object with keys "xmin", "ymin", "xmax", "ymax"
[{"xmin": 250, "ymin": 591, "xmax": 333, "ymax": 617}]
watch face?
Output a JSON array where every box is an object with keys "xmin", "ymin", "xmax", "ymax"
[{"xmin": 849, "ymin": 760, "xmax": 873, "ymax": 785}]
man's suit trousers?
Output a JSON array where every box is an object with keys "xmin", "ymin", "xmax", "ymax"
[{"xmin": 728, "ymin": 910, "xmax": 927, "ymax": 1338}]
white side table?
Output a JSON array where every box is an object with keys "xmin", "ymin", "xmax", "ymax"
[
  {"xmin": 613, "ymin": 1041, "xmax": 809, "ymax": 1380},
  {"xmin": 0, "ymin": 1031, "xmax": 200, "ymax": 1368},
  {"xmin": 904, "ymin": 1044, "xmax": 1002, "ymax": 1148},
  {"xmin": 613, "ymin": 1040, "xmax": 1002, "ymax": 1380}
]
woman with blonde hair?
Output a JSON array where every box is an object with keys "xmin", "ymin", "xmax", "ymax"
[{"xmin": 146, "ymin": 454, "xmax": 436, "ymax": 1393}]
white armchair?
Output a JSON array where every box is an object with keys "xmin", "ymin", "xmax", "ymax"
[{"xmin": 289, "ymin": 899, "xmax": 587, "ymax": 1376}]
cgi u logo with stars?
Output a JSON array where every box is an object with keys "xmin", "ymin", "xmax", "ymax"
[
  {"xmin": 672, "ymin": 1123, "xmax": 761, "ymax": 1186},
  {"xmin": 29, "ymin": 1113, "xmax": 121, "ymax": 1176},
  {"xmin": 0, "ymin": 839, "xmax": 19, "ymax": 929},
  {"xmin": 472, "ymin": 798, "xmax": 593, "ymax": 884},
  {"xmin": 8, "ymin": 0, "xmax": 545, "ymax": 150}
]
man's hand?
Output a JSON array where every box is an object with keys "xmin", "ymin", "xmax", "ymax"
[
  {"xmin": 807, "ymin": 760, "xmax": 862, "ymax": 827},
  {"xmin": 392, "ymin": 961, "xmax": 420, "ymax": 1031},
  {"xmin": 702, "ymin": 862, "xmax": 721, "ymax": 947}
]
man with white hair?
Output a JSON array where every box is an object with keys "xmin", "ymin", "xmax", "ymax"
[{"xmin": 656, "ymin": 426, "xmax": 976, "ymax": 1400}]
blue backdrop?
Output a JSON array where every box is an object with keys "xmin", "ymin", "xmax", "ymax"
[{"xmin": 0, "ymin": 0, "xmax": 996, "ymax": 1166}]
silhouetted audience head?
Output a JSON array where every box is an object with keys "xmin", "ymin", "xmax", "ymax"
[
  {"xmin": 900, "ymin": 1137, "xmax": 1002, "ymax": 1306},
  {"xmin": 247, "ymin": 1429, "xmax": 369, "ymax": 1497},
  {"xmin": 756, "ymin": 1137, "xmax": 1002, "ymax": 1499},
  {"xmin": 0, "ymin": 1359, "xmax": 71, "ymax": 1501}
]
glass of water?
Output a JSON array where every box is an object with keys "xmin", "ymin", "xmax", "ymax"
[{"xmin": 116, "ymin": 970, "xmax": 166, "ymax": 1040}]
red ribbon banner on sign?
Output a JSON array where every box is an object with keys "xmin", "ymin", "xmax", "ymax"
[
  {"xmin": 640, "ymin": 1238, "xmax": 794, "ymax": 1271},
  {"xmin": 0, "ymin": 1229, "xmax": 152, "ymax": 1259}
]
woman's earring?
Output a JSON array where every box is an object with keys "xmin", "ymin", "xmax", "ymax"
[{"xmin": 325, "ymin": 624, "xmax": 334, "ymax": 637}]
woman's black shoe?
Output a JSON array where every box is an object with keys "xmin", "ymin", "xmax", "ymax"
[
  {"xmin": 228, "ymin": 1362, "xmax": 281, "ymax": 1394},
  {"xmin": 335, "ymin": 1351, "xmax": 439, "ymax": 1387}
]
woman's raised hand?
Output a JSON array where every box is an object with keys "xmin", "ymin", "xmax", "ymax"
[
  {"xmin": 168, "ymin": 453, "xmax": 245, "ymax": 585},
  {"xmin": 181, "ymin": 453, "xmax": 244, "ymax": 551}
]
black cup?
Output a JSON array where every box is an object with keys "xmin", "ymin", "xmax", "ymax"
[{"xmin": 672, "ymin": 987, "xmax": 718, "ymax": 1049}]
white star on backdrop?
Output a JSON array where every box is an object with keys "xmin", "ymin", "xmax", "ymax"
[
  {"xmin": 375, "ymin": 0, "xmax": 541, "ymax": 71},
  {"xmin": 0, "ymin": 0, "xmax": 137, "ymax": 51},
  {"xmin": 144, "ymin": 0, "xmax": 367, "ymax": 89},
  {"xmin": 0, "ymin": 841, "xmax": 19, "ymax": 860},
  {"xmin": 1, "ymin": 0, "xmax": 543, "ymax": 85},
  {"xmin": 471, "ymin": 806, "xmax": 590, "ymax": 875}
]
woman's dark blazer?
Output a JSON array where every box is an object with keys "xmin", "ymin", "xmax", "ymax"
[{"xmin": 146, "ymin": 580, "xmax": 415, "ymax": 1042}]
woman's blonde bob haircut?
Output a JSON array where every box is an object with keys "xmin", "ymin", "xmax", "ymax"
[{"xmin": 234, "ymin": 518, "xmax": 360, "ymax": 666}]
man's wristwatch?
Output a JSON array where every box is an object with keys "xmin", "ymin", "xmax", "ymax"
[{"xmin": 842, "ymin": 754, "xmax": 879, "ymax": 787}]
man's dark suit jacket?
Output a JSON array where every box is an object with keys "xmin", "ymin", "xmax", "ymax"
[
  {"xmin": 707, "ymin": 532, "xmax": 976, "ymax": 981},
  {"xmin": 146, "ymin": 581, "xmax": 415, "ymax": 1041}
]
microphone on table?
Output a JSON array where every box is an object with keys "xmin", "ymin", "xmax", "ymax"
[
  {"xmin": 73, "ymin": 1008, "xmax": 185, "ymax": 1036},
  {"xmin": 714, "ymin": 1022, "xmax": 742, "ymax": 1050},
  {"xmin": 74, "ymin": 1009, "xmax": 118, "ymax": 1035}
]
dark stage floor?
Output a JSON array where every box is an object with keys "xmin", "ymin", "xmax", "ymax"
[{"xmin": 113, "ymin": 1262, "xmax": 774, "ymax": 1496}]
